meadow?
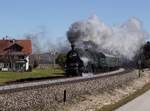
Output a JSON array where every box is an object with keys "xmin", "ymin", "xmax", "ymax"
[{"xmin": 0, "ymin": 67, "xmax": 64, "ymax": 85}]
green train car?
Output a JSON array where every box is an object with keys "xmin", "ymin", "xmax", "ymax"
[
  {"xmin": 98, "ymin": 54, "xmax": 120, "ymax": 71},
  {"xmin": 78, "ymin": 49, "xmax": 120, "ymax": 73}
]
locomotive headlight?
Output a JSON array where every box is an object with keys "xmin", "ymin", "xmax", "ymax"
[{"xmin": 76, "ymin": 63, "xmax": 79, "ymax": 66}]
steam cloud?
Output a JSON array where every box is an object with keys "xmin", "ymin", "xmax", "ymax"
[{"xmin": 67, "ymin": 15, "xmax": 148, "ymax": 60}]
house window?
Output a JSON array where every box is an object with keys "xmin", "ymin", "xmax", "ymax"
[
  {"xmin": 19, "ymin": 56, "xmax": 24, "ymax": 59},
  {"xmin": 4, "ymin": 63, "xmax": 9, "ymax": 68},
  {"xmin": 0, "ymin": 63, "xmax": 4, "ymax": 68}
]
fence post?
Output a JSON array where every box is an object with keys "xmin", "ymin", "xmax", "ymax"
[{"xmin": 64, "ymin": 90, "xmax": 66, "ymax": 103}]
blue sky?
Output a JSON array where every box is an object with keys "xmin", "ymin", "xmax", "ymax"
[{"xmin": 0, "ymin": 0, "xmax": 149, "ymax": 41}]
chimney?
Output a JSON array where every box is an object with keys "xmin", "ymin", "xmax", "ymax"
[
  {"xmin": 12, "ymin": 39, "xmax": 16, "ymax": 44},
  {"xmin": 71, "ymin": 44, "xmax": 75, "ymax": 50},
  {"xmin": 10, "ymin": 39, "xmax": 16, "ymax": 44}
]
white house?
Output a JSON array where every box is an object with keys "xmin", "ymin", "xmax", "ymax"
[{"xmin": 0, "ymin": 39, "xmax": 32, "ymax": 71}]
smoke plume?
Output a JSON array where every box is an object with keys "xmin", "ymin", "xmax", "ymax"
[{"xmin": 67, "ymin": 15, "xmax": 148, "ymax": 60}]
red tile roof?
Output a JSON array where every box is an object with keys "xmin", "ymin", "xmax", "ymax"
[{"xmin": 0, "ymin": 39, "xmax": 32, "ymax": 55}]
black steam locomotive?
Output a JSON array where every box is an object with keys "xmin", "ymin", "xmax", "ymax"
[
  {"xmin": 65, "ymin": 44, "xmax": 120, "ymax": 77},
  {"xmin": 139, "ymin": 41, "xmax": 150, "ymax": 68},
  {"xmin": 65, "ymin": 45, "xmax": 84, "ymax": 76}
]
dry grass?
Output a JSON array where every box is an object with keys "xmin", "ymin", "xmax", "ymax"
[{"xmin": 99, "ymin": 78, "xmax": 150, "ymax": 111}]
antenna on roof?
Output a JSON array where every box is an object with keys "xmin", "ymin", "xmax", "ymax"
[{"xmin": 5, "ymin": 35, "xmax": 8, "ymax": 40}]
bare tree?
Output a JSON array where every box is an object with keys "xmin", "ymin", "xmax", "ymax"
[
  {"xmin": 25, "ymin": 33, "xmax": 42, "ymax": 54},
  {"xmin": 49, "ymin": 48, "xmax": 57, "ymax": 68}
]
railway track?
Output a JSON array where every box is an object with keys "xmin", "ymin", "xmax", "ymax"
[
  {"xmin": 0, "ymin": 68, "xmax": 133, "ymax": 93},
  {"xmin": 5, "ymin": 68, "xmax": 132, "ymax": 85},
  {"xmin": 0, "ymin": 68, "xmax": 133, "ymax": 87}
]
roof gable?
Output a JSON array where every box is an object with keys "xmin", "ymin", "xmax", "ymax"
[
  {"xmin": 0, "ymin": 39, "xmax": 32, "ymax": 55},
  {"xmin": 4, "ymin": 43, "xmax": 23, "ymax": 51}
]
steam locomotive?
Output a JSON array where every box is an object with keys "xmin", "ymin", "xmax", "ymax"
[
  {"xmin": 65, "ymin": 44, "xmax": 120, "ymax": 76},
  {"xmin": 65, "ymin": 45, "xmax": 84, "ymax": 76},
  {"xmin": 139, "ymin": 41, "xmax": 150, "ymax": 68}
]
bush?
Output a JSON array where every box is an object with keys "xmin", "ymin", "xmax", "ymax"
[
  {"xmin": 28, "ymin": 65, "xmax": 32, "ymax": 72},
  {"xmin": 55, "ymin": 53, "xmax": 66, "ymax": 68}
]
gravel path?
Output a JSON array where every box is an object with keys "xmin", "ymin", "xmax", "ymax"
[
  {"xmin": 62, "ymin": 69, "xmax": 150, "ymax": 111},
  {"xmin": 115, "ymin": 89, "xmax": 150, "ymax": 111}
]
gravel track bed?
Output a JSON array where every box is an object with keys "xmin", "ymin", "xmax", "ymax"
[{"xmin": 62, "ymin": 69, "xmax": 150, "ymax": 111}]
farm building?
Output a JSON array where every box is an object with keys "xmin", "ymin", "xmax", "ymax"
[{"xmin": 0, "ymin": 39, "xmax": 32, "ymax": 71}]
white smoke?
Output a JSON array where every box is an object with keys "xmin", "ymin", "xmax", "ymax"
[
  {"xmin": 81, "ymin": 57, "xmax": 89, "ymax": 66},
  {"xmin": 67, "ymin": 15, "xmax": 148, "ymax": 60}
]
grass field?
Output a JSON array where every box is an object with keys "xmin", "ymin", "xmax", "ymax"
[{"xmin": 0, "ymin": 67, "xmax": 64, "ymax": 85}]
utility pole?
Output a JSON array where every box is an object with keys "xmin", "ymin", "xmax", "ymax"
[
  {"xmin": 138, "ymin": 59, "xmax": 141, "ymax": 77},
  {"xmin": 138, "ymin": 48, "xmax": 144, "ymax": 78},
  {"xmin": 49, "ymin": 49, "xmax": 57, "ymax": 69}
]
